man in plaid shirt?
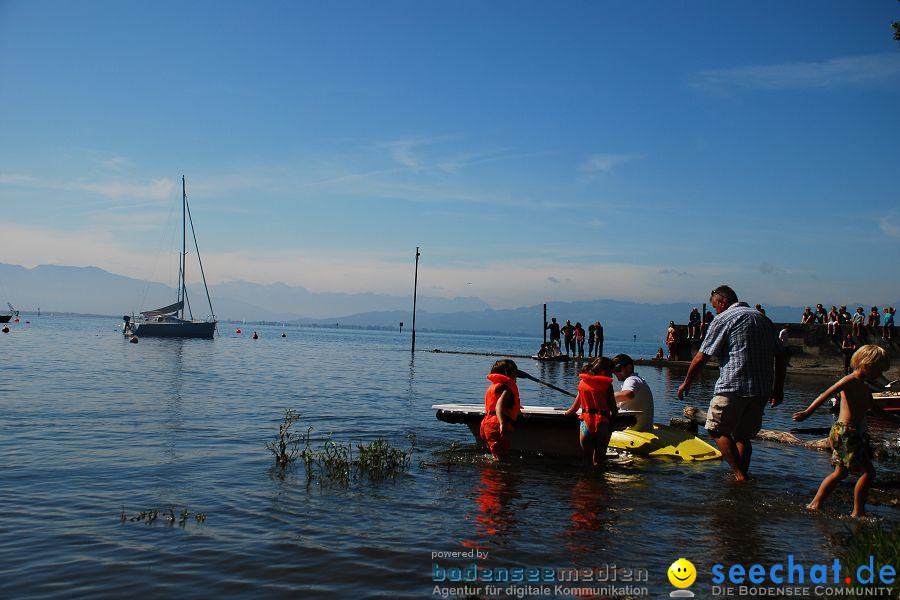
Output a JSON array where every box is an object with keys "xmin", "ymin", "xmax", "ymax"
[{"xmin": 677, "ymin": 285, "xmax": 787, "ymax": 481}]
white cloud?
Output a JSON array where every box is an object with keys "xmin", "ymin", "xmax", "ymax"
[
  {"xmin": 879, "ymin": 213, "xmax": 900, "ymax": 239},
  {"xmin": 579, "ymin": 153, "xmax": 641, "ymax": 176},
  {"xmin": 386, "ymin": 138, "xmax": 426, "ymax": 169},
  {"xmin": 379, "ymin": 135, "xmax": 527, "ymax": 176},
  {"xmin": 77, "ymin": 178, "xmax": 176, "ymax": 200},
  {"xmin": 98, "ymin": 156, "xmax": 131, "ymax": 171},
  {"xmin": 691, "ymin": 53, "xmax": 900, "ymax": 92},
  {"xmin": 381, "ymin": 135, "xmax": 462, "ymax": 171},
  {"xmin": 0, "ymin": 172, "xmax": 176, "ymax": 200}
]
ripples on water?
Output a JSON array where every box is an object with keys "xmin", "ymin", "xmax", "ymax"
[{"xmin": 1, "ymin": 316, "xmax": 897, "ymax": 599}]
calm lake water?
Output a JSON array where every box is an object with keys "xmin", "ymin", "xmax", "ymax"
[{"xmin": 1, "ymin": 315, "xmax": 897, "ymax": 599}]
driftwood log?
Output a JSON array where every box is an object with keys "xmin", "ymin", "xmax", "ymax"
[{"xmin": 681, "ymin": 406, "xmax": 831, "ymax": 451}]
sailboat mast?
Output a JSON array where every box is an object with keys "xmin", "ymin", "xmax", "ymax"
[{"xmin": 181, "ymin": 175, "xmax": 187, "ymax": 320}]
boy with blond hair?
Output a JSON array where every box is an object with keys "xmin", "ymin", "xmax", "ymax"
[{"xmin": 792, "ymin": 345, "xmax": 891, "ymax": 517}]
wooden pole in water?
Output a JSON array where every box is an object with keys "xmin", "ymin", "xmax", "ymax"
[
  {"xmin": 702, "ymin": 302, "xmax": 707, "ymax": 340},
  {"xmin": 411, "ymin": 247, "xmax": 420, "ymax": 353},
  {"xmin": 543, "ymin": 303, "xmax": 547, "ymax": 344}
]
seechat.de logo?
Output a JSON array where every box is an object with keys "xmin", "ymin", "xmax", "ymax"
[{"xmin": 668, "ymin": 558, "xmax": 696, "ymax": 598}]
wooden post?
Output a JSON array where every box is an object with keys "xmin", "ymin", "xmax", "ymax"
[
  {"xmin": 411, "ymin": 247, "xmax": 420, "ymax": 353},
  {"xmin": 701, "ymin": 302, "xmax": 707, "ymax": 340},
  {"xmin": 543, "ymin": 303, "xmax": 547, "ymax": 344}
]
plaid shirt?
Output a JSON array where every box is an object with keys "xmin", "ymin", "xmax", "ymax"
[{"xmin": 699, "ymin": 302, "xmax": 781, "ymax": 397}]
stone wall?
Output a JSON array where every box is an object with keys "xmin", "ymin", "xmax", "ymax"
[{"xmin": 669, "ymin": 323, "xmax": 898, "ymax": 368}]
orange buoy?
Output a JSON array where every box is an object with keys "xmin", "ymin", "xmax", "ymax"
[
  {"xmin": 2, "ymin": 326, "xmax": 9, "ymax": 333},
  {"xmin": 235, "ymin": 329, "xmax": 242, "ymax": 334}
]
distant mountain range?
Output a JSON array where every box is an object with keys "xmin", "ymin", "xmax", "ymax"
[
  {"xmin": 0, "ymin": 262, "xmax": 487, "ymax": 321},
  {"xmin": 1, "ymin": 262, "xmax": 893, "ymax": 341}
]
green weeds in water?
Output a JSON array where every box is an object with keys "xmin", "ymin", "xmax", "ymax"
[
  {"xmin": 268, "ymin": 410, "xmax": 413, "ymax": 485},
  {"xmin": 357, "ymin": 438, "xmax": 411, "ymax": 480},
  {"xmin": 121, "ymin": 505, "xmax": 206, "ymax": 527},
  {"xmin": 837, "ymin": 523, "xmax": 899, "ymax": 599},
  {"xmin": 266, "ymin": 409, "xmax": 311, "ymax": 468}
]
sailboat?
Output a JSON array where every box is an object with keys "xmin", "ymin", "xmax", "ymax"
[
  {"xmin": 0, "ymin": 303, "xmax": 17, "ymax": 324},
  {"xmin": 124, "ymin": 176, "xmax": 217, "ymax": 339}
]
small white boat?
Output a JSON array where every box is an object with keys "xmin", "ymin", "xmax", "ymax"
[{"xmin": 433, "ymin": 404, "xmax": 640, "ymax": 458}]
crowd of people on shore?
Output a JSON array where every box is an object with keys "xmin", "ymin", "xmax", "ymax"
[
  {"xmin": 539, "ymin": 317, "xmax": 604, "ymax": 358},
  {"xmin": 481, "ymin": 285, "xmax": 895, "ymax": 519},
  {"xmin": 664, "ymin": 302, "xmax": 895, "ymax": 364},
  {"xmin": 800, "ymin": 304, "xmax": 895, "ymax": 342}
]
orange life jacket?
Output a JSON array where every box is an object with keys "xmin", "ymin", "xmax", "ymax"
[
  {"xmin": 577, "ymin": 374, "xmax": 615, "ymax": 433},
  {"xmin": 483, "ymin": 373, "xmax": 521, "ymax": 422}
]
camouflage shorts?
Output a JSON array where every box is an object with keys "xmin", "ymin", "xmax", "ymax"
[{"xmin": 829, "ymin": 422, "xmax": 872, "ymax": 472}]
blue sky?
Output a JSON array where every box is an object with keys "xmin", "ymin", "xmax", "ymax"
[{"xmin": 1, "ymin": 1, "xmax": 898, "ymax": 308}]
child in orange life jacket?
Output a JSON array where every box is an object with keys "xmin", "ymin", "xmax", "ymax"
[
  {"xmin": 564, "ymin": 358, "xmax": 617, "ymax": 467},
  {"xmin": 480, "ymin": 359, "xmax": 521, "ymax": 460}
]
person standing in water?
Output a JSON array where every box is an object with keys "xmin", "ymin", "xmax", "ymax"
[
  {"xmin": 480, "ymin": 359, "xmax": 521, "ymax": 460},
  {"xmin": 677, "ymin": 285, "xmax": 787, "ymax": 481},
  {"xmin": 564, "ymin": 358, "xmax": 616, "ymax": 467},
  {"xmin": 793, "ymin": 345, "xmax": 889, "ymax": 517}
]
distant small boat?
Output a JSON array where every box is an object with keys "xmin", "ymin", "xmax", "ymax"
[
  {"xmin": 124, "ymin": 176, "xmax": 216, "ymax": 339},
  {"xmin": 0, "ymin": 303, "xmax": 18, "ymax": 324},
  {"xmin": 873, "ymin": 392, "xmax": 900, "ymax": 413}
]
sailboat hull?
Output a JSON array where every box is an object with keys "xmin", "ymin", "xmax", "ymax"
[
  {"xmin": 0, "ymin": 315, "xmax": 11, "ymax": 323},
  {"xmin": 130, "ymin": 320, "xmax": 216, "ymax": 339}
]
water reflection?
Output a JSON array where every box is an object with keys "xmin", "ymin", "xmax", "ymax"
[
  {"xmin": 464, "ymin": 462, "xmax": 522, "ymax": 549},
  {"xmin": 564, "ymin": 475, "xmax": 613, "ymax": 560},
  {"xmin": 406, "ymin": 354, "xmax": 416, "ymax": 406},
  {"xmin": 161, "ymin": 339, "xmax": 186, "ymax": 464},
  {"xmin": 569, "ymin": 476, "xmax": 609, "ymax": 533}
]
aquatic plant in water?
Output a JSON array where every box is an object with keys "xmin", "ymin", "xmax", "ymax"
[
  {"xmin": 267, "ymin": 410, "xmax": 413, "ymax": 485},
  {"xmin": 356, "ymin": 438, "xmax": 411, "ymax": 481},
  {"xmin": 120, "ymin": 505, "xmax": 206, "ymax": 527},
  {"xmin": 266, "ymin": 409, "xmax": 311, "ymax": 467},
  {"xmin": 837, "ymin": 523, "xmax": 899, "ymax": 599}
]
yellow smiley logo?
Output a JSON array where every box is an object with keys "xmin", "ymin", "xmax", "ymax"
[{"xmin": 668, "ymin": 558, "xmax": 696, "ymax": 588}]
